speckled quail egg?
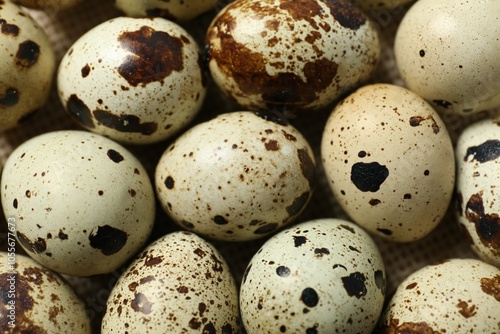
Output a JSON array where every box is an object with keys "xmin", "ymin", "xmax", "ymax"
[
  {"xmin": 0, "ymin": 0, "xmax": 55, "ymax": 131},
  {"xmin": 376, "ymin": 258, "xmax": 500, "ymax": 333},
  {"xmin": 206, "ymin": 0, "xmax": 380, "ymax": 114},
  {"xmin": 115, "ymin": 0, "xmax": 216, "ymax": 22},
  {"xmin": 57, "ymin": 16, "xmax": 206, "ymax": 145},
  {"xmin": 155, "ymin": 111, "xmax": 316, "ymax": 242},
  {"xmin": 12, "ymin": 0, "xmax": 82, "ymax": 11},
  {"xmin": 455, "ymin": 116, "xmax": 500, "ymax": 267},
  {"xmin": 395, "ymin": 0, "xmax": 500, "ymax": 115},
  {"xmin": 0, "ymin": 252, "xmax": 91, "ymax": 333},
  {"xmin": 240, "ymin": 218, "xmax": 386, "ymax": 334},
  {"xmin": 0, "ymin": 130, "xmax": 155, "ymax": 276},
  {"xmin": 321, "ymin": 83, "xmax": 455, "ymax": 242},
  {"xmin": 348, "ymin": 0, "xmax": 413, "ymax": 12},
  {"xmin": 101, "ymin": 231, "xmax": 239, "ymax": 333}
]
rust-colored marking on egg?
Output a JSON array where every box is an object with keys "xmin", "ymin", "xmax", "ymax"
[
  {"xmin": 480, "ymin": 275, "xmax": 500, "ymax": 301},
  {"xmin": 409, "ymin": 115, "xmax": 440, "ymax": 134},
  {"xmin": 66, "ymin": 94, "xmax": 95, "ymax": 128},
  {"xmin": 81, "ymin": 64, "xmax": 91, "ymax": 78},
  {"xmin": 93, "ymin": 109, "xmax": 158, "ymax": 135},
  {"xmin": 144, "ymin": 254, "xmax": 163, "ymax": 267},
  {"xmin": 88, "ymin": 225, "xmax": 128, "ymax": 255},
  {"xmin": 340, "ymin": 224, "xmax": 355, "ymax": 233},
  {"xmin": 464, "ymin": 139, "xmax": 500, "ymax": 163},
  {"xmin": 0, "ymin": 19, "xmax": 19, "ymax": 36},
  {"xmin": 118, "ymin": 25, "xmax": 184, "ymax": 87},
  {"xmin": 0, "ymin": 88, "xmax": 19, "ymax": 107},
  {"xmin": 297, "ymin": 148, "xmax": 316, "ymax": 188},
  {"xmin": 378, "ymin": 318, "xmax": 441, "ymax": 334},
  {"xmin": 15, "ymin": 40, "xmax": 40, "ymax": 68},
  {"xmin": 264, "ymin": 139, "xmax": 280, "ymax": 151},
  {"xmin": 324, "ymin": 0, "xmax": 366, "ymax": 30},
  {"xmin": 465, "ymin": 193, "xmax": 500, "ymax": 256},
  {"xmin": 456, "ymin": 300, "xmax": 477, "ymax": 318},
  {"xmin": 279, "ymin": 0, "xmax": 324, "ymax": 30}
]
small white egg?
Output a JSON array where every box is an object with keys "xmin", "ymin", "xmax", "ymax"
[
  {"xmin": 395, "ymin": 0, "xmax": 500, "ymax": 115},
  {"xmin": 115, "ymin": 0, "xmax": 216, "ymax": 22},
  {"xmin": 376, "ymin": 258, "xmax": 500, "ymax": 333},
  {"xmin": 0, "ymin": 252, "xmax": 91, "ymax": 333},
  {"xmin": 101, "ymin": 231, "xmax": 239, "ymax": 333},
  {"xmin": 57, "ymin": 16, "xmax": 207, "ymax": 145},
  {"xmin": 1, "ymin": 130, "xmax": 155, "ymax": 276},
  {"xmin": 455, "ymin": 116, "xmax": 500, "ymax": 267},
  {"xmin": 321, "ymin": 83, "xmax": 455, "ymax": 242},
  {"xmin": 154, "ymin": 111, "xmax": 316, "ymax": 241},
  {"xmin": 206, "ymin": 0, "xmax": 380, "ymax": 113},
  {"xmin": 240, "ymin": 218, "xmax": 386, "ymax": 334},
  {"xmin": 0, "ymin": 0, "xmax": 55, "ymax": 130}
]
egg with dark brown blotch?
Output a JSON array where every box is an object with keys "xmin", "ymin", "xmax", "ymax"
[
  {"xmin": 0, "ymin": 130, "xmax": 155, "ymax": 276},
  {"xmin": 115, "ymin": 0, "xmax": 216, "ymax": 21},
  {"xmin": 376, "ymin": 258, "xmax": 500, "ymax": 333},
  {"xmin": 101, "ymin": 231, "xmax": 239, "ymax": 333},
  {"xmin": 57, "ymin": 17, "xmax": 206, "ymax": 145},
  {"xmin": 154, "ymin": 111, "xmax": 316, "ymax": 242},
  {"xmin": 0, "ymin": 0, "xmax": 55, "ymax": 131},
  {"xmin": 206, "ymin": 0, "xmax": 380, "ymax": 114},
  {"xmin": 321, "ymin": 83, "xmax": 455, "ymax": 242},
  {"xmin": 455, "ymin": 116, "xmax": 500, "ymax": 267},
  {"xmin": 0, "ymin": 252, "xmax": 91, "ymax": 333},
  {"xmin": 240, "ymin": 218, "xmax": 386, "ymax": 334}
]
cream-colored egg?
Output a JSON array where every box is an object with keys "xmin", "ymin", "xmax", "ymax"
[
  {"xmin": 155, "ymin": 111, "xmax": 316, "ymax": 241},
  {"xmin": 1, "ymin": 130, "xmax": 155, "ymax": 276},
  {"xmin": 12, "ymin": 0, "xmax": 82, "ymax": 11},
  {"xmin": 455, "ymin": 116, "xmax": 500, "ymax": 267},
  {"xmin": 206, "ymin": 0, "xmax": 380, "ymax": 114},
  {"xmin": 240, "ymin": 219, "xmax": 386, "ymax": 334},
  {"xmin": 102, "ymin": 231, "xmax": 239, "ymax": 333},
  {"xmin": 115, "ymin": 0, "xmax": 216, "ymax": 21},
  {"xmin": 321, "ymin": 84, "xmax": 455, "ymax": 242},
  {"xmin": 395, "ymin": 0, "xmax": 500, "ymax": 115},
  {"xmin": 0, "ymin": 0, "xmax": 55, "ymax": 131},
  {"xmin": 57, "ymin": 16, "xmax": 206, "ymax": 145},
  {"xmin": 377, "ymin": 258, "xmax": 500, "ymax": 333},
  {"xmin": 0, "ymin": 252, "xmax": 91, "ymax": 333}
]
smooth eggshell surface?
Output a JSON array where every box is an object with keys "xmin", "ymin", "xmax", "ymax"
[
  {"xmin": 395, "ymin": 0, "xmax": 500, "ymax": 115},
  {"xmin": 101, "ymin": 231, "xmax": 239, "ymax": 333},
  {"xmin": 115, "ymin": 0, "xmax": 216, "ymax": 21},
  {"xmin": 1, "ymin": 130, "xmax": 155, "ymax": 276},
  {"xmin": 155, "ymin": 111, "xmax": 316, "ymax": 241},
  {"xmin": 206, "ymin": 0, "xmax": 380, "ymax": 113},
  {"xmin": 455, "ymin": 116, "xmax": 500, "ymax": 267},
  {"xmin": 376, "ymin": 258, "xmax": 500, "ymax": 333},
  {"xmin": 0, "ymin": 252, "xmax": 91, "ymax": 333},
  {"xmin": 321, "ymin": 83, "xmax": 455, "ymax": 242},
  {"xmin": 57, "ymin": 16, "xmax": 206, "ymax": 144},
  {"xmin": 0, "ymin": 1, "xmax": 55, "ymax": 131},
  {"xmin": 240, "ymin": 219, "xmax": 386, "ymax": 334}
]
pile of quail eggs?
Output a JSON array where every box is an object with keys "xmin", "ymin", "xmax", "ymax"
[{"xmin": 1, "ymin": 0, "xmax": 499, "ymax": 333}]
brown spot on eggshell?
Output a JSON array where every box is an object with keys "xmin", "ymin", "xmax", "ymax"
[
  {"xmin": 131, "ymin": 293, "xmax": 153, "ymax": 314},
  {"xmin": 81, "ymin": 64, "xmax": 91, "ymax": 78},
  {"xmin": 66, "ymin": 94, "xmax": 95, "ymax": 128},
  {"xmin": 15, "ymin": 40, "xmax": 40, "ymax": 68},
  {"xmin": 107, "ymin": 149, "xmax": 124, "ymax": 163},
  {"xmin": 286, "ymin": 191, "xmax": 310, "ymax": 216},
  {"xmin": 465, "ymin": 193, "xmax": 500, "ymax": 256},
  {"xmin": 377, "ymin": 228, "xmax": 393, "ymax": 236},
  {"xmin": 0, "ymin": 88, "xmax": 19, "ymax": 107},
  {"xmin": 264, "ymin": 139, "xmax": 280, "ymax": 151},
  {"xmin": 88, "ymin": 225, "xmax": 128, "ymax": 255},
  {"xmin": 409, "ymin": 115, "xmax": 440, "ymax": 134},
  {"xmin": 378, "ymin": 318, "xmax": 441, "ymax": 334},
  {"xmin": 16, "ymin": 232, "xmax": 46, "ymax": 254},
  {"xmin": 58, "ymin": 230, "xmax": 68, "ymax": 240},
  {"xmin": 254, "ymin": 223, "xmax": 278, "ymax": 234},
  {"xmin": 456, "ymin": 300, "xmax": 477, "ymax": 318},
  {"xmin": 93, "ymin": 109, "xmax": 158, "ymax": 135},
  {"xmin": 297, "ymin": 148, "xmax": 315, "ymax": 188},
  {"xmin": 118, "ymin": 25, "xmax": 184, "ymax": 87},
  {"xmin": 324, "ymin": 0, "xmax": 367, "ymax": 30},
  {"xmin": 480, "ymin": 275, "xmax": 500, "ymax": 301},
  {"xmin": 145, "ymin": 7, "xmax": 175, "ymax": 20},
  {"xmin": 0, "ymin": 19, "xmax": 20, "ymax": 36}
]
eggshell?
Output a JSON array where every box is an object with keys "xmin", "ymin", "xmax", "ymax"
[
  {"xmin": 0, "ymin": 252, "xmax": 91, "ymax": 333},
  {"xmin": 101, "ymin": 231, "xmax": 239, "ymax": 333},
  {"xmin": 455, "ymin": 116, "xmax": 500, "ymax": 267},
  {"xmin": 395, "ymin": 0, "xmax": 500, "ymax": 115},
  {"xmin": 0, "ymin": 0, "xmax": 55, "ymax": 130},
  {"xmin": 154, "ymin": 111, "xmax": 316, "ymax": 241},
  {"xmin": 115, "ymin": 0, "xmax": 216, "ymax": 21},
  {"xmin": 0, "ymin": 130, "xmax": 155, "ymax": 276},
  {"xmin": 321, "ymin": 83, "xmax": 455, "ymax": 242},
  {"xmin": 57, "ymin": 16, "xmax": 206, "ymax": 144},
  {"xmin": 349, "ymin": 0, "xmax": 413, "ymax": 11},
  {"xmin": 240, "ymin": 218, "xmax": 386, "ymax": 334},
  {"xmin": 206, "ymin": 0, "xmax": 380, "ymax": 114},
  {"xmin": 12, "ymin": 0, "xmax": 82, "ymax": 11},
  {"xmin": 376, "ymin": 258, "xmax": 500, "ymax": 333}
]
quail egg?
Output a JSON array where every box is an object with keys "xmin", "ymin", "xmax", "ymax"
[
  {"xmin": 321, "ymin": 83, "xmax": 455, "ymax": 242},
  {"xmin": 348, "ymin": 0, "xmax": 413, "ymax": 12},
  {"xmin": 115, "ymin": 0, "xmax": 216, "ymax": 22},
  {"xmin": 12, "ymin": 0, "xmax": 82, "ymax": 11},
  {"xmin": 57, "ymin": 16, "xmax": 207, "ymax": 144},
  {"xmin": 1, "ymin": 130, "xmax": 155, "ymax": 276},
  {"xmin": 155, "ymin": 111, "xmax": 316, "ymax": 241}
]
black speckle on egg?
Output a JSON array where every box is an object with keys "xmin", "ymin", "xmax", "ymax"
[
  {"xmin": 314, "ymin": 248, "xmax": 330, "ymax": 256},
  {"xmin": 374, "ymin": 270, "xmax": 386, "ymax": 294},
  {"xmin": 464, "ymin": 140, "xmax": 500, "ymax": 164},
  {"xmin": 213, "ymin": 215, "xmax": 228, "ymax": 225},
  {"xmin": 276, "ymin": 266, "xmax": 291, "ymax": 277},
  {"xmin": 107, "ymin": 149, "xmax": 124, "ymax": 163},
  {"xmin": 419, "ymin": 49, "xmax": 425, "ymax": 57},
  {"xmin": 377, "ymin": 228, "xmax": 393, "ymax": 236},
  {"xmin": 341, "ymin": 272, "xmax": 367, "ymax": 298},
  {"xmin": 301, "ymin": 288, "xmax": 319, "ymax": 307},
  {"xmin": 350, "ymin": 162, "xmax": 389, "ymax": 192},
  {"xmin": 293, "ymin": 235, "xmax": 307, "ymax": 247},
  {"xmin": 88, "ymin": 225, "xmax": 128, "ymax": 255},
  {"xmin": 13, "ymin": 198, "xmax": 18, "ymax": 209},
  {"xmin": 254, "ymin": 223, "xmax": 278, "ymax": 234},
  {"xmin": 165, "ymin": 176, "xmax": 175, "ymax": 189}
]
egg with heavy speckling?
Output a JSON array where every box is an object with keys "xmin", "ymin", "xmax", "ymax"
[
  {"xmin": 101, "ymin": 231, "xmax": 239, "ymax": 333},
  {"xmin": 395, "ymin": 0, "xmax": 500, "ymax": 115},
  {"xmin": 321, "ymin": 84, "xmax": 455, "ymax": 242},
  {"xmin": 0, "ymin": 0, "xmax": 55, "ymax": 131},
  {"xmin": 57, "ymin": 16, "xmax": 206, "ymax": 145},
  {"xmin": 155, "ymin": 111, "xmax": 316, "ymax": 241},
  {"xmin": 0, "ymin": 130, "xmax": 155, "ymax": 276},
  {"xmin": 206, "ymin": 0, "xmax": 380, "ymax": 114},
  {"xmin": 0, "ymin": 252, "xmax": 91, "ymax": 333},
  {"xmin": 240, "ymin": 218, "xmax": 386, "ymax": 334},
  {"xmin": 455, "ymin": 116, "xmax": 500, "ymax": 267},
  {"xmin": 115, "ymin": 0, "xmax": 216, "ymax": 21},
  {"xmin": 376, "ymin": 258, "xmax": 500, "ymax": 333}
]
